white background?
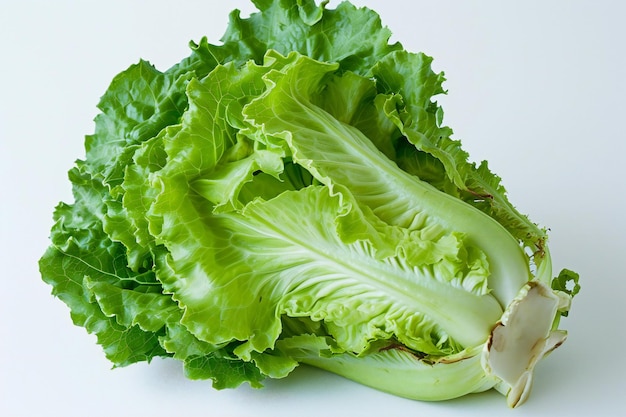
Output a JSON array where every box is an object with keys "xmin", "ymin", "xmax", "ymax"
[{"xmin": 1, "ymin": 1, "xmax": 625, "ymax": 416}]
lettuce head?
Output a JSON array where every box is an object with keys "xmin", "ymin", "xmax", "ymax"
[{"xmin": 39, "ymin": 0, "xmax": 580, "ymax": 407}]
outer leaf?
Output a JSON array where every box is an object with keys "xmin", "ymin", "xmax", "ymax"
[
  {"xmin": 244, "ymin": 51, "xmax": 531, "ymax": 306},
  {"xmin": 168, "ymin": 184, "xmax": 501, "ymax": 358},
  {"xmin": 199, "ymin": 0, "xmax": 400, "ymax": 74},
  {"xmin": 93, "ymin": 61, "xmax": 195, "ymax": 271},
  {"xmin": 372, "ymin": 50, "xmax": 465, "ymax": 188},
  {"xmin": 87, "ymin": 60, "xmax": 193, "ymax": 188},
  {"xmin": 160, "ymin": 322, "xmax": 266, "ymax": 389},
  {"xmin": 39, "ymin": 206, "xmax": 166, "ymax": 367},
  {"xmin": 373, "ymin": 50, "xmax": 547, "ymax": 253},
  {"xmin": 462, "ymin": 161, "xmax": 547, "ymax": 252},
  {"xmin": 276, "ymin": 335, "xmax": 496, "ymax": 402}
]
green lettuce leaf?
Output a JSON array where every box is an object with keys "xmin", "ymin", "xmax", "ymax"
[{"xmin": 243, "ymin": 50, "xmax": 530, "ymax": 306}]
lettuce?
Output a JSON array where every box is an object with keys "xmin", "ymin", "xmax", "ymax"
[{"xmin": 39, "ymin": 0, "xmax": 579, "ymax": 407}]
